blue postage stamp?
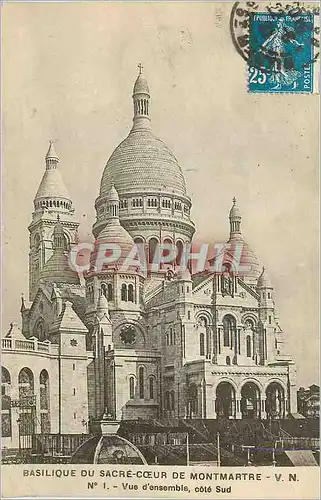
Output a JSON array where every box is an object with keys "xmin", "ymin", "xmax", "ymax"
[{"xmin": 248, "ymin": 12, "xmax": 314, "ymax": 93}]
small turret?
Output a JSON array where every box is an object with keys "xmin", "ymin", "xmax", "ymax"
[
  {"xmin": 28, "ymin": 143, "xmax": 80, "ymax": 301},
  {"xmin": 34, "ymin": 142, "xmax": 74, "ymax": 214}
]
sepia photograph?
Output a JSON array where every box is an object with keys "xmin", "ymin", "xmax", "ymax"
[{"xmin": 1, "ymin": 1, "xmax": 320, "ymax": 498}]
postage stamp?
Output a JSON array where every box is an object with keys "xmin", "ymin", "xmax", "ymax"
[
  {"xmin": 248, "ymin": 12, "xmax": 314, "ymax": 93},
  {"xmin": 230, "ymin": 2, "xmax": 320, "ymax": 93}
]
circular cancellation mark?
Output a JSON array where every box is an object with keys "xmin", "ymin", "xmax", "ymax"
[{"xmin": 230, "ymin": 1, "xmax": 320, "ymax": 65}]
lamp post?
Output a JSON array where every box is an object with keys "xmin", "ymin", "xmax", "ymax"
[
  {"xmin": 217, "ymin": 432, "xmax": 221, "ymax": 467},
  {"xmin": 186, "ymin": 432, "xmax": 190, "ymax": 466},
  {"xmin": 272, "ymin": 442, "xmax": 277, "ymax": 467},
  {"xmin": 242, "ymin": 445, "xmax": 255, "ymax": 466}
]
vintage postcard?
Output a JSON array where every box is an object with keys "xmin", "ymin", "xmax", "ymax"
[{"xmin": 1, "ymin": 1, "xmax": 319, "ymax": 499}]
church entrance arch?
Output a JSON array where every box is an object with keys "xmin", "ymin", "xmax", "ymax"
[
  {"xmin": 216, "ymin": 382, "xmax": 236, "ymax": 419},
  {"xmin": 265, "ymin": 382, "xmax": 285, "ymax": 419},
  {"xmin": 240, "ymin": 382, "xmax": 261, "ymax": 419}
]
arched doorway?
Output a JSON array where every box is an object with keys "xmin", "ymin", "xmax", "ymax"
[
  {"xmin": 18, "ymin": 368, "xmax": 36, "ymax": 447},
  {"xmin": 216, "ymin": 382, "xmax": 236, "ymax": 418},
  {"xmin": 266, "ymin": 382, "xmax": 285, "ymax": 419},
  {"xmin": 241, "ymin": 382, "xmax": 261, "ymax": 419}
]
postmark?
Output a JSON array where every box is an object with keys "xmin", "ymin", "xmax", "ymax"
[{"xmin": 230, "ymin": 2, "xmax": 320, "ymax": 93}]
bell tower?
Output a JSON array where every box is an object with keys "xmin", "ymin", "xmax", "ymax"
[{"xmin": 28, "ymin": 142, "xmax": 79, "ymax": 300}]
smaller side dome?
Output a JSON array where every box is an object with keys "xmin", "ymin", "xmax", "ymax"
[
  {"xmin": 89, "ymin": 220, "xmax": 138, "ymax": 273},
  {"xmin": 257, "ymin": 267, "xmax": 273, "ymax": 288}
]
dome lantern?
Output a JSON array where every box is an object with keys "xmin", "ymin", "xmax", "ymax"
[
  {"xmin": 229, "ymin": 197, "xmax": 242, "ymax": 237},
  {"xmin": 45, "ymin": 140, "xmax": 59, "ymax": 169},
  {"xmin": 132, "ymin": 63, "xmax": 151, "ymax": 131},
  {"xmin": 107, "ymin": 184, "xmax": 120, "ymax": 220}
]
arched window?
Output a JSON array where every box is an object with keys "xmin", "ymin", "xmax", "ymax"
[
  {"xmin": 121, "ymin": 284, "xmax": 128, "ymax": 301},
  {"xmin": 40, "ymin": 370, "xmax": 50, "ymax": 433},
  {"xmin": 138, "ymin": 367, "xmax": 144, "ymax": 399},
  {"xmin": 129, "ymin": 377, "xmax": 135, "ymax": 399},
  {"xmin": 107, "ymin": 283, "xmax": 113, "ymax": 301},
  {"xmin": 1, "ymin": 368, "xmax": 11, "ymax": 438},
  {"xmin": 169, "ymin": 327, "xmax": 174, "ymax": 345},
  {"xmin": 19, "ymin": 368, "xmax": 34, "ymax": 399},
  {"xmin": 18, "ymin": 368, "xmax": 35, "ymax": 436},
  {"xmin": 200, "ymin": 332, "xmax": 205, "ymax": 356},
  {"xmin": 223, "ymin": 315, "xmax": 236, "ymax": 347},
  {"xmin": 188, "ymin": 384, "xmax": 198, "ymax": 417},
  {"xmin": 226, "ymin": 356, "xmax": 231, "ymax": 365},
  {"xmin": 246, "ymin": 335, "xmax": 252, "ymax": 358},
  {"xmin": 149, "ymin": 377, "xmax": 155, "ymax": 400},
  {"xmin": 128, "ymin": 284, "xmax": 134, "ymax": 303},
  {"xmin": 176, "ymin": 241, "xmax": 184, "ymax": 265},
  {"xmin": 199, "ymin": 316, "xmax": 208, "ymax": 327},
  {"xmin": 134, "ymin": 237, "xmax": 145, "ymax": 265},
  {"xmin": 162, "ymin": 238, "xmax": 173, "ymax": 263},
  {"xmin": 87, "ymin": 285, "xmax": 94, "ymax": 303},
  {"xmin": 148, "ymin": 238, "xmax": 158, "ymax": 264},
  {"xmin": 34, "ymin": 319, "xmax": 46, "ymax": 341}
]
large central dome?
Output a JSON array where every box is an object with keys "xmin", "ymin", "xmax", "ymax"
[
  {"xmin": 93, "ymin": 66, "xmax": 195, "ymax": 243},
  {"xmin": 99, "ymin": 129, "xmax": 187, "ymax": 196}
]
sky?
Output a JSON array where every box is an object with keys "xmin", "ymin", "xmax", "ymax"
[{"xmin": 2, "ymin": 2, "xmax": 319, "ymax": 387}]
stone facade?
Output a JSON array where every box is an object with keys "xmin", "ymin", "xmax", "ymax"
[{"xmin": 2, "ymin": 69, "xmax": 297, "ymax": 448}]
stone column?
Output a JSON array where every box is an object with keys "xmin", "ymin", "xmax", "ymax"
[
  {"xmin": 288, "ymin": 362, "xmax": 298, "ymax": 413},
  {"xmin": 212, "ymin": 396, "xmax": 217, "ymax": 419},
  {"xmin": 204, "ymin": 384, "xmax": 215, "ymax": 418},
  {"xmin": 34, "ymin": 369, "xmax": 41, "ymax": 434},
  {"xmin": 200, "ymin": 380, "xmax": 206, "ymax": 419},
  {"xmin": 10, "ymin": 377, "xmax": 20, "ymax": 449},
  {"xmin": 218, "ymin": 328, "xmax": 221, "ymax": 354},
  {"xmin": 260, "ymin": 395, "xmax": 267, "ymax": 419},
  {"xmin": 197, "ymin": 384, "xmax": 203, "ymax": 419},
  {"xmin": 230, "ymin": 397, "xmax": 236, "ymax": 418},
  {"xmin": 235, "ymin": 395, "xmax": 242, "ymax": 419}
]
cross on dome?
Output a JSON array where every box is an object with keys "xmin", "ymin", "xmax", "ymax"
[{"xmin": 138, "ymin": 63, "xmax": 143, "ymax": 75}]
